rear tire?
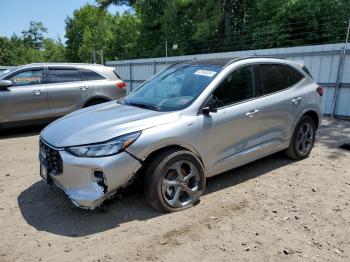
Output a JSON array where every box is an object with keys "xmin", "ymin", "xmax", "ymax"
[
  {"xmin": 286, "ymin": 115, "xmax": 316, "ymax": 160},
  {"xmin": 85, "ymin": 99, "xmax": 107, "ymax": 107},
  {"xmin": 144, "ymin": 149, "xmax": 206, "ymax": 213}
]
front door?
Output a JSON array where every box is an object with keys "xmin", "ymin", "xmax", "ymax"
[
  {"xmin": 199, "ymin": 65, "xmax": 263, "ymax": 176},
  {"xmin": 4, "ymin": 68, "xmax": 50, "ymax": 123}
]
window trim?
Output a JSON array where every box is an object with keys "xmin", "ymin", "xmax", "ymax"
[
  {"xmin": 79, "ymin": 68, "xmax": 107, "ymax": 81},
  {"xmin": 47, "ymin": 66, "xmax": 83, "ymax": 84},
  {"xmin": 198, "ymin": 64, "xmax": 258, "ymax": 114},
  {"xmin": 302, "ymin": 65, "xmax": 313, "ymax": 78},
  {"xmin": 5, "ymin": 67, "xmax": 46, "ymax": 87},
  {"xmin": 255, "ymin": 62, "xmax": 306, "ymax": 97},
  {"xmin": 198, "ymin": 62, "xmax": 306, "ymax": 115}
]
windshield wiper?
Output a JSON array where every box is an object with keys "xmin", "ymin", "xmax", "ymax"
[
  {"xmin": 127, "ymin": 102, "xmax": 159, "ymax": 111},
  {"xmin": 118, "ymin": 98, "xmax": 129, "ymax": 105}
]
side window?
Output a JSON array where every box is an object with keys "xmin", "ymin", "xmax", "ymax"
[
  {"xmin": 80, "ymin": 69, "xmax": 106, "ymax": 81},
  {"xmin": 213, "ymin": 66, "xmax": 255, "ymax": 106},
  {"xmin": 9, "ymin": 69, "xmax": 43, "ymax": 86},
  {"xmin": 48, "ymin": 69, "xmax": 82, "ymax": 83},
  {"xmin": 259, "ymin": 64, "xmax": 289, "ymax": 95},
  {"xmin": 283, "ymin": 66, "xmax": 305, "ymax": 86}
]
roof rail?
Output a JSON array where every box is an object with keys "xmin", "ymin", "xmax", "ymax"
[{"xmin": 224, "ymin": 56, "xmax": 286, "ymax": 67}]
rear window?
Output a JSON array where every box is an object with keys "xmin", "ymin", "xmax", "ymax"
[
  {"xmin": 48, "ymin": 68, "xmax": 82, "ymax": 83},
  {"xmin": 80, "ymin": 68, "xmax": 106, "ymax": 81},
  {"xmin": 258, "ymin": 64, "xmax": 304, "ymax": 95},
  {"xmin": 283, "ymin": 66, "xmax": 305, "ymax": 86},
  {"xmin": 259, "ymin": 64, "xmax": 290, "ymax": 94}
]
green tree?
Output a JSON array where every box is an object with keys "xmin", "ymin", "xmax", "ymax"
[
  {"xmin": 42, "ymin": 38, "xmax": 66, "ymax": 62},
  {"xmin": 162, "ymin": 0, "xmax": 222, "ymax": 55},
  {"xmin": 96, "ymin": 0, "xmax": 135, "ymax": 8},
  {"xmin": 0, "ymin": 21, "xmax": 67, "ymax": 65},
  {"xmin": 108, "ymin": 13, "xmax": 140, "ymax": 60},
  {"xmin": 65, "ymin": 4, "xmax": 114, "ymax": 62},
  {"xmin": 133, "ymin": 0, "xmax": 168, "ymax": 57},
  {"xmin": 21, "ymin": 21, "xmax": 48, "ymax": 50},
  {"xmin": 97, "ymin": 0, "xmax": 350, "ymax": 57},
  {"xmin": 246, "ymin": 0, "xmax": 350, "ymax": 49},
  {"xmin": 0, "ymin": 35, "xmax": 42, "ymax": 65}
]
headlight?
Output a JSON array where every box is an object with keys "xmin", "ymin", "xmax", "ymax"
[{"xmin": 66, "ymin": 131, "xmax": 141, "ymax": 157}]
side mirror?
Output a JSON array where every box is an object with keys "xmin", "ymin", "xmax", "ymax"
[
  {"xmin": 202, "ymin": 105, "xmax": 217, "ymax": 114},
  {"xmin": 202, "ymin": 98, "xmax": 223, "ymax": 115},
  {"xmin": 0, "ymin": 80, "xmax": 13, "ymax": 90}
]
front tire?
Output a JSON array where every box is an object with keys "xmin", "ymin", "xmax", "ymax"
[
  {"xmin": 144, "ymin": 149, "xmax": 206, "ymax": 213},
  {"xmin": 286, "ymin": 115, "xmax": 316, "ymax": 160}
]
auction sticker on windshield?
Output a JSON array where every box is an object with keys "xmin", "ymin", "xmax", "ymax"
[{"xmin": 194, "ymin": 70, "xmax": 217, "ymax": 77}]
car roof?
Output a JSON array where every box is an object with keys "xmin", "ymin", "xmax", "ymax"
[
  {"xmin": 183, "ymin": 58, "xmax": 241, "ymax": 67},
  {"xmin": 11, "ymin": 63, "xmax": 111, "ymax": 70},
  {"xmin": 0, "ymin": 63, "xmax": 119, "ymax": 80},
  {"xmin": 176, "ymin": 57, "xmax": 290, "ymax": 68}
]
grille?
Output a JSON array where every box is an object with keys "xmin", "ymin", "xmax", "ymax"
[{"xmin": 40, "ymin": 139, "xmax": 63, "ymax": 173}]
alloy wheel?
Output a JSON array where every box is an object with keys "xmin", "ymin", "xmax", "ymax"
[
  {"xmin": 296, "ymin": 122, "xmax": 314, "ymax": 155},
  {"xmin": 161, "ymin": 160, "xmax": 201, "ymax": 208}
]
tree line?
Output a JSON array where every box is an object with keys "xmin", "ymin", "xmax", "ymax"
[{"xmin": 1, "ymin": 0, "xmax": 349, "ymax": 66}]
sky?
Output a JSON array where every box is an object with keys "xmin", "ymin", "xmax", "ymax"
[{"xmin": 0, "ymin": 0, "xmax": 130, "ymax": 41}]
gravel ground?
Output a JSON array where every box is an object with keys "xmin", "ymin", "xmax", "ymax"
[{"xmin": 0, "ymin": 118, "xmax": 349, "ymax": 262}]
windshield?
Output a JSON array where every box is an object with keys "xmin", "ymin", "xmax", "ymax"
[
  {"xmin": 120, "ymin": 64, "xmax": 222, "ymax": 112},
  {"xmin": 0, "ymin": 68, "xmax": 17, "ymax": 78}
]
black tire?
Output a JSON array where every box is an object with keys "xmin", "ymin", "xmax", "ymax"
[
  {"xmin": 86, "ymin": 99, "xmax": 107, "ymax": 107},
  {"xmin": 286, "ymin": 115, "xmax": 316, "ymax": 160},
  {"xmin": 144, "ymin": 149, "xmax": 206, "ymax": 213}
]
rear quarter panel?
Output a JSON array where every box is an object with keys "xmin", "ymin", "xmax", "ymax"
[
  {"xmin": 290, "ymin": 79, "xmax": 322, "ymax": 135},
  {"xmin": 90, "ymin": 80, "xmax": 126, "ymax": 101}
]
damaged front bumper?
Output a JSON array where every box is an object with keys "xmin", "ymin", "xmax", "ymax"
[{"xmin": 39, "ymin": 140, "xmax": 142, "ymax": 209}]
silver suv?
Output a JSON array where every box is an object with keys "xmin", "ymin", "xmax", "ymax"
[
  {"xmin": 39, "ymin": 57, "xmax": 323, "ymax": 212},
  {"xmin": 0, "ymin": 63, "xmax": 126, "ymax": 128}
]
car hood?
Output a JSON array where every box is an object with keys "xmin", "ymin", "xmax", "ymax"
[{"xmin": 41, "ymin": 101, "xmax": 181, "ymax": 147}]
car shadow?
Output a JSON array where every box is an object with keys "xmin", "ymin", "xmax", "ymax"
[
  {"xmin": 316, "ymin": 119, "xmax": 350, "ymax": 159},
  {"xmin": 205, "ymin": 153, "xmax": 293, "ymax": 195},
  {"xmin": 18, "ymin": 152, "xmax": 293, "ymax": 237},
  {"xmin": 0, "ymin": 124, "xmax": 47, "ymax": 139}
]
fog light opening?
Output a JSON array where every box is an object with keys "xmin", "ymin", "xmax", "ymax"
[{"xmin": 93, "ymin": 170, "xmax": 108, "ymax": 194}]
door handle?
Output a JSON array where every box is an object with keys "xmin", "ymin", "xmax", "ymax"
[
  {"xmin": 291, "ymin": 97, "xmax": 302, "ymax": 104},
  {"xmin": 246, "ymin": 109, "xmax": 260, "ymax": 117},
  {"xmin": 80, "ymin": 86, "xmax": 89, "ymax": 91},
  {"xmin": 32, "ymin": 90, "xmax": 41, "ymax": 96}
]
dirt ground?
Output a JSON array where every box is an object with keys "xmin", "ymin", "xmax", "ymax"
[{"xmin": 0, "ymin": 118, "xmax": 349, "ymax": 262}]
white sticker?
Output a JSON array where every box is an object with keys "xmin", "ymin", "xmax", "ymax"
[{"xmin": 194, "ymin": 69, "xmax": 217, "ymax": 77}]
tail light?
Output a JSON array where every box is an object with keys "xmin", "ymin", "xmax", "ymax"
[
  {"xmin": 116, "ymin": 81, "xmax": 127, "ymax": 90},
  {"xmin": 316, "ymin": 86, "xmax": 324, "ymax": 97}
]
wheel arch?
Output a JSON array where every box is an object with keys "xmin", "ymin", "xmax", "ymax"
[
  {"xmin": 130, "ymin": 144, "xmax": 205, "ymax": 182},
  {"xmin": 288, "ymin": 108, "xmax": 321, "ymax": 141},
  {"xmin": 303, "ymin": 110, "xmax": 320, "ymax": 129},
  {"xmin": 83, "ymin": 96, "xmax": 111, "ymax": 108},
  {"xmin": 141, "ymin": 144, "xmax": 205, "ymax": 169}
]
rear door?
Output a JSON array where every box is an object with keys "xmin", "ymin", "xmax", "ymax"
[
  {"xmin": 255, "ymin": 63, "xmax": 305, "ymax": 144},
  {"xmin": 79, "ymin": 68, "xmax": 110, "ymax": 102},
  {"xmin": 3, "ymin": 68, "xmax": 50, "ymax": 123},
  {"xmin": 47, "ymin": 67, "xmax": 88, "ymax": 117}
]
